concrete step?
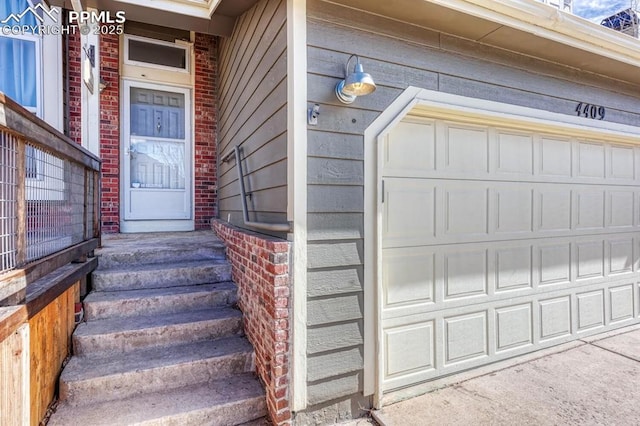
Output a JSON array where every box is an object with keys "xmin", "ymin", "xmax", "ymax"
[
  {"xmin": 92, "ymin": 260, "xmax": 232, "ymax": 292},
  {"xmin": 73, "ymin": 307, "xmax": 243, "ymax": 355},
  {"xmin": 49, "ymin": 373, "xmax": 267, "ymax": 426},
  {"xmin": 60, "ymin": 336, "xmax": 255, "ymax": 406},
  {"xmin": 83, "ymin": 282, "xmax": 238, "ymax": 320},
  {"xmin": 96, "ymin": 232, "xmax": 227, "ymax": 270}
]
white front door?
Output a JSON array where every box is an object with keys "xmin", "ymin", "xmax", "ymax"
[{"xmin": 121, "ymin": 81, "xmax": 193, "ymax": 232}]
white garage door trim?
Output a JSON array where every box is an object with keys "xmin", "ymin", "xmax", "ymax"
[{"xmin": 362, "ymin": 88, "xmax": 640, "ymax": 408}]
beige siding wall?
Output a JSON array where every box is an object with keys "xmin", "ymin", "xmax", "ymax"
[
  {"xmin": 218, "ymin": 0, "xmax": 288, "ymax": 231},
  {"xmin": 304, "ymin": 0, "xmax": 640, "ymax": 414}
]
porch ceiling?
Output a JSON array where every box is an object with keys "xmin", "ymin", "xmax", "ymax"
[
  {"xmin": 330, "ymin": 0, "xmax": 640, "ymax": 87},
  {"xmin": 48, "ymin": 0, "xmax": 259, "ymax": 36}
]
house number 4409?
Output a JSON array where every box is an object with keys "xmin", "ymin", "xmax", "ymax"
[{"xmin": 575, "ymin": 102, "xmax": 605, "ymax": 120}]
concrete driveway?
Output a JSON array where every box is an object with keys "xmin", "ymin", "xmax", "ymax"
[{"xmin": 374, "ymin": 325, "xmax": 640, "ymax": 426}]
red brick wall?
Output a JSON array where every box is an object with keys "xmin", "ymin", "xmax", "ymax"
[
  {"xmin": 99, "ymin": 32, "xmax": 121, "ymax": 233},
  {"xmin": 194, "ymin": 34, "xmax": 218, "ymax": 229},
  {"xmin": 66, "ymin": 26, "xmax": 82, "ymax": 145},
  {"xmin": 212, "ymin": 220, "xmax": 292, "ymax": 425}
]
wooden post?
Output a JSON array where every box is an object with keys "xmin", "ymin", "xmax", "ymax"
[
  {"xmin": 93, "ymin": 169, "xmax": 100, "ymax": 244},
  {"xmin": 15, "ymin": 141, "xmax": 26, "ymax": 267}
]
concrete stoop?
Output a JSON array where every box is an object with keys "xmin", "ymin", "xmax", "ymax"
[{"xmin": 49, "ymin": 232, "xmax": 267, "ymax": 426}]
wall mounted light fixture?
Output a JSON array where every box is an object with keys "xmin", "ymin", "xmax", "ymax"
[
  {"xmin": 335, "ymin": 54, "xmax": 376, "ymax": 104},
  {"xmin": 98, "ymin": 78, "xmax": 109, "ymax": 93}
]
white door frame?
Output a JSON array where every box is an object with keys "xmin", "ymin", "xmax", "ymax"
[
  {"xmin": 120, "ymin": 79, "xmax": 194, "ymax": 233},
  {"xmin": 363, "ymin": 87, "xmax": 640, "ymax": 408}
]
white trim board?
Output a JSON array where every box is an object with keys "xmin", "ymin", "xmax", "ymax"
[
  {"xmin": 362, "ymin": 87, "xmax": 640, "ymax": 408},
  {"xmin": 428, "ymin": 0, "xmax": 640, "ymax": 69},
  {"xmin": 288, "ymin": 0, "xmax": 309, "ymax": 412}
]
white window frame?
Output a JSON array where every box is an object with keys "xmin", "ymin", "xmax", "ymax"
[
  {"xmin": 1, "ymin": 30, "xmax": 44, "ymax": 180},
  {"xmin": 0, "ymin": 32, "xmax": 42, "ymax": 116},
  {"xmin": 124, "ymin": 34, "xmax": 190, "ymax": 74}
]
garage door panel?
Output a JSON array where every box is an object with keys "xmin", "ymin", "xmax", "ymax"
[
  {"xmin": 608, "ymin": 190, "xmax": 635, "ymax": 228},
  {"xmin": 382, "ymin": 236, "xmax": 640, "ymax": 322},
  {"xmin": 384, "ymin": 321, "xmax": 435, "ymax": 379},
  {"xmin": 609, "ymin": 144, "xmax": 636, "ymax": 180},
  {"xmin": 577, "ymin": 290, "xmax": 605, "ymax": 331},
  {"xmin": 382, "ymin": 178, "xmax": 435, "ymax": 248},
  {"xmin": 576, "ymin": 240, "xmax": 605, "ymax": 281},
  {"xmin": 443, "ymin": 250, "xmax": 488, "ymax": 300},
  {"xmin": 381, "ymin": 118, "xmax": 640, "ymax": 394},
  {"xmin": 384, "ymin": 180, "xmax": 640, "ymax": 248},
  {"xmin": 495, "ymin": 303, "xmax": 533, "ymax": 352},
  {"xmin": 538, "ymin": 188, "xmax": 572, "ymax": 231},
  {"xmin": 441, "ymin": 124, "xmax": 489, "ymax": 174},
  {"xmin": 539, "ymin": 296, "xmax": 572, "ymax": 341},
  {"xmin": 539, "ymin": 136, "xmax": 572, "ymax": 177},
  {"xmin": 538, "ymin": 243, "xmax": 572, "ymax": 286},
  {"xmin": 496, "ymin": 246, "xmax": 533, "ymax": 292},
  {"xmin": 381, "ymin": 278, "xmax": 640, "ymax": 391},
  {"xmin": 609, "ymin": 238, "xmax": 634, "ymax": 275},
  {"xmin": 496, "ymin": 131, "xmax": 534, "ymax": 175},
  {"xmin": 444, "ymin": 187, "xmax": 489, "ymax": 236},
  {"xmin": 444, "ymin": 311, "xmax": 488, "ymax": 365},
  {"xmin": 495, "ymin": 188, "xmax": 533, "ymax": 233},
  {"xmin": 610, "ymin": 284, "xmax": 634, "ymax": 323},
  {"xmin": 382, "ymin": 247, "xmax": 435, "ymax": 309},
  {"xmin": 577, "ymin": 141, "xmax": 606, "ymax": 179},
  {"xmin": 383, "ymin": 120, "xmax": 436, "ymax": 176},
  {"xmin": 575, "ymin": 190, "xmax": 606, "ymax": 230}
]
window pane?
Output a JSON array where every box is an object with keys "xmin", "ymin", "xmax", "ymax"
[
  {"xmin": 130, "ymin": 87, "xmax": 185, "ymax": 139},
  {"xmin": 130, "ymin": 139, "xmax": 185, "ymax": 189},
  {"xmin": 0, "ymin": 36, "xmax": 37, "ymax": 109},
  {"xmin": 128, "ymin": 39, "xmax": 187, "ymax": 70}
]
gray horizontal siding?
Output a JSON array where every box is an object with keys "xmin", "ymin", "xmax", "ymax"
[
  {"xmin": 217, "ymin": 0, "xmax": 287, "ymax": 234},
  {"xmin": 307, "ymin": 241, "xmax": 363, "ymax": 270},
  {"xmin": 304, "ymin": 0, "xmax": 640, "ymax": 409},
  {"xmin": 308, "ymin": 130, "xmax": 364, "ymax": 161},
  {"xmin": 308, "ymin": 267, "xmax": 363, "ymax": 297},
  {"xmin": 307, "ymin": 372, "xmax": 362, "ymax": 407},
  {"xmin": 307, "ymin": 320, "xmax": 364, "ymax": 354},
  {"xmin": 308, "ymin": 347, "xmax": 364, "ymax": 382},
  {"xmin": 308, "ymin": 293, "xmax": 363, "ymax": 326},
  {"xmin": 307, "ymin": 213, "xmax": 363, "ymax": 242}
]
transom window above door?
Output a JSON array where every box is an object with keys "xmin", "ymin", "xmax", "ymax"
[{"xmin": 124, "ymin": 35, "xmax": 189, "ymax": 72}]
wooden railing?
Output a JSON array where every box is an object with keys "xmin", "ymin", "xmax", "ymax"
[
  {"xmin": 0, "ymin": 93, "xmax": 101, "ymax": 425},
  {"xmin": 0, "ymin": 93, "xmax": 101, "ymax": 305}
]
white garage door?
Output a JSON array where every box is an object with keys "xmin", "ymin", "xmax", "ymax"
[{"xmin": 381, "ymin": 116, "xmax": 640, "ymax": 392}]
